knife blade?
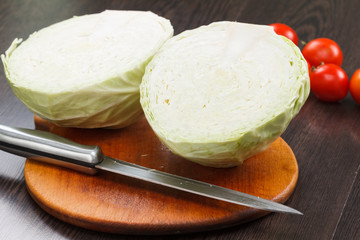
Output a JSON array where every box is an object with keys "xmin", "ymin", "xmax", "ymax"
[{"xmin": 0, "ymin": 124, "xmax": 302, "ymax": 215}]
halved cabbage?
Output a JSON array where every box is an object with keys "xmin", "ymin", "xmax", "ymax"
[
  {"xmin": 140, "ymin": 21, "xmax": 310, "ymax": 167},
  {"xmin": 1, "ymin": 10, "xmax": 173, "ymax": 128}
]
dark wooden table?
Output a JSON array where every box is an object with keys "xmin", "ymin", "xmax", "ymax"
[{"xmin": 0, "ymin": 0, "xmax": 359, "ymax": 239}]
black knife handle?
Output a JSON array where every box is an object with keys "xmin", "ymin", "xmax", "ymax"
[{"xmin": 0, "ymin": 124, "xmax": 103, "ymax": 174}]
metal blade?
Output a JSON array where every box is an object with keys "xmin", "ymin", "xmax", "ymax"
[{"xmin": 96, "ymin": 156, "xmax": 302, "ymax": 215}]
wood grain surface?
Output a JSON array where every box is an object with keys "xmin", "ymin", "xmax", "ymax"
[
  {"xmin": 23, "ymin": 116, "xmax": 298, "ymax": 235},
  {"xmin": 0, "ymin": 0, "xmax": 360, "ymax": 239}
]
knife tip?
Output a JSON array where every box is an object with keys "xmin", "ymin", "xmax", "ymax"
[
  {"xmin": 289, "ymin": 209, "xmax": 303, "ymax": 215},
  {"xmin": 280, "ymin": 206, "xmax": 303, "ymax": 215}
]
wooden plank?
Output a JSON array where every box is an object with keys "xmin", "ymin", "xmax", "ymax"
[{"xmin": 332, "ymin": 169, "xmax": 360, "ymax": 239}]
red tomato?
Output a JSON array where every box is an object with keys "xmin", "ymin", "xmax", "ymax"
[
  {"xmin": 302, "ymin": 38, "xmax": 343, "ymax": 67},
  {"xmin": 310, "ymin": 64, "xmax": 349, "ymax": 102},
  {"xmin": 349, "ymin": 69, "xmax": 360, "ymax": 105},
  {"xmin": 307, "ymin": 60, "xmax": 312, "ymax": 74},
  {"xmin": 269, "ymin": 23, "xmax": 298, "ymax": 45}
]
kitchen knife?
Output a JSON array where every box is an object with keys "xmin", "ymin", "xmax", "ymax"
[{"xmin": 0, "ymin": 124, "xmax": 302, "ymax": 215}]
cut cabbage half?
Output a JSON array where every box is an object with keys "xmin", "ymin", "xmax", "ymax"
[
  {"xmin": 1, "ymin": 10, "xmax": 173, "ymax": 128},
  {"xmin": 140, "ymin": 21, "xmax": 310, "ymax": 167}
]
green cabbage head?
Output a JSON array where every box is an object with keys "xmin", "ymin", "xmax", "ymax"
[
  {"xmin": 1, "ymin": 10, "xmax": 173, "ymax": 128},
  {"xmin": 140, "ymin": 21, "xmax": 310, "ymax": 167}
]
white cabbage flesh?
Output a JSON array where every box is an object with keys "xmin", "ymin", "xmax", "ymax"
[
  {"xmin": 1, "ymin": 10, "xmax": 173, "ymax": 128},
  {"xmin": 140, "ymin": 21, "xmax": 310, "ymax": 167}
]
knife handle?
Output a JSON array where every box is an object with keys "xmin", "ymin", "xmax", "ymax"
[{"xmin": 0, "ymin": 124, "xmax": 102, "ymax": 175}]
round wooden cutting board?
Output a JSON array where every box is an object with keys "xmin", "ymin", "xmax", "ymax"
[{"xmin": 24, "ymin": 116, "xmax": 299, "ymax": 235}]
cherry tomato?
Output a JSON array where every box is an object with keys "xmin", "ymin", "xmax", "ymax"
[
  {"xmin": 302, "ymin": 38, "xmax": 343, "ymax": 67},
  {"xmin": 310, "ymin": 64, "xmax": 349, "ymax": 102},
  {"xmin": 349, "ymin": 69, "xmax": 360, "ymax": 105},
  {"xmin": 307, "ymin": 60, "xmax": 312, "ymax": 74},
  {"xmin": 269, "ymin": 23, "xmax": 298, "ymax": 45}
]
